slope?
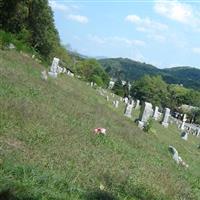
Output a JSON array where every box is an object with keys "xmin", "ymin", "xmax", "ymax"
[{"xmin": 0, "ymin": 50, "xmax": 200, "ymax": 200}]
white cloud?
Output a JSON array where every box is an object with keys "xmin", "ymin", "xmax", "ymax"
[
  {"xmin": 125, "ymin": 14, "xmax": 168, "ymax": 32},
  {"xmin": 192, "ymin": 47, "xmax": 200, "ymax": 54},
  {"xmin": 125, "ymin": 14, "xmax": 167, "ymax": 43},
  {"xmin": 49, "ymin": 1, "xmax": 69, "ymax": 12},
  {"xmin": 68, "ymin": 14, "xmax": 89, "ymax": 24},
  {"xmin": 88, "ymin": 35, "xmax": 145, "ymax": 47},
  {"xmin": 49, "ymin": 1, "xmax": 88, "ymax": 24},
  {"xmin": 154, "ymin": 0, "xmax": 200, "ymax": 30}
]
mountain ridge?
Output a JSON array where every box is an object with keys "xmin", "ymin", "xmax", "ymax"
[{"xmin": 99, "ymin": 58, "xmax": 200, "ymax": 90}]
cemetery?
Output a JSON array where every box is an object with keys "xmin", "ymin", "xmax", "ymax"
[
  {"xmin": 1, "ymin": 0, "xmax": 200, "ymax": 199},
  {"xmin": 1, "ymin": 52, "xmax": 200, "ymax": 199}
]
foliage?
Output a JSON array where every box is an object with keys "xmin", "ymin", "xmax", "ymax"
[
  {"xmin": 130, "ymin": 75, "xmax": 168, "ymax": 107},
  {"xmin": 0, "ymin": 1, "xmax": 109, "ymax": 86},
  {"xmin": 130, "ymin": 75, "xmax": 200, "ymax": 122},
  {"xmin": 112, "ymin": 79, "xmax": 125, "ymax": 97},
  {"xmin": 143, "ymin": 119, "xmax": 153, "ymax": 133},
  {"xmin": 0, "ymin": 0, "xmax": 60, "ymax": 61},
  {"xmin": 74, "ymin": 59, "xmax": 109, "ymax": 87},
  {"xmin": 99, "ymin": 58, "xmax": 200, "ymax": 91}
]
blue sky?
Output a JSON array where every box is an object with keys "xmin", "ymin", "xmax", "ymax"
[{"xmin": 49, "ymin": 0, "xmax": 200, "ymax": 69}]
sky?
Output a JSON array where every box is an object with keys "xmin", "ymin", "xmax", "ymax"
[{"xmin": 49, "ymin": 0, "xmax": 200, "ymax": 69}]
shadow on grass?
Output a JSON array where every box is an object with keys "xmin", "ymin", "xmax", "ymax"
[
  {"xmin": 85, "ymin": 190, "xmax": 117, "ymax": 200},
  {"xmin": 0, "ymin": 189, "xmax": 38, "ymax": 200}
]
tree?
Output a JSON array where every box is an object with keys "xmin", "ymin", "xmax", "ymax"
[
  {"xmin": 130, "ymin": 75, "xmax": 169, "ymax": 107},
  {"xmin": 112, "ymin": 79, "xmax": 125, "ymax": 97},
  {"xmin": 74, "ymin": 59, "xmax": 109, "ymax": 87}
]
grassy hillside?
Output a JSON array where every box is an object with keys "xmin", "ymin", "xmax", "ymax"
[
  {"xmin": 0, "ymin": 50, "xmax": 200, "ymax": 200},
  {"xmin": 99, "ymin": 58, "xmax": 200, "ymax": 90}
]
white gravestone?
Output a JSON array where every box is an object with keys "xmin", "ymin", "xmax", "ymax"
[
  {"xmin": 168, "ymin": 146, "xmax": 189, "ymax": 167},
  {"xmin": 135, "ymin": 100, "xmax": 140, "ymax": 109},
  {"xmin": 48, "ymin": 57, "xmax": 59, "ymax": 78},
  {"xmin": 162, "ymin": 108, "xmax": 170, "ymax": 128},
  {"xmin": 41, "ymin": 70, "xmax": 48, "ymax": 81},
  {"xmin": 180, "ymin": 114, "xmax": 187, "ymax": 130},
  {"xmin": 114, "ymin": 100, "xmax": 119, "ymax": 108},
  {"xmin": 168, "ymin": 146, "xmax": 181, "ymax": 164},
  {"xmin": 153, "ymin": 106, "xmax": 159, "ymax": 121},
  {"xmin": 106, "ymin": 96, "xmax": 109, "ymax": 101},
  {"xmin": 124, "ymin": 97, "xmax": 129, "ymax": 104},
  {"xmin": 124, "ymin": 101, "xmax": 134, "ymax": 118},
  {"xmin": 108, "ymin": 80, "xmax": 115, "ymax": 89},
  {"xmin": 138, "ymin": 102, "xmax": 153, "ymax": 128}
]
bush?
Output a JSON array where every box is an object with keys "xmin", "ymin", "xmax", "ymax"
[{"xmin": 143, "ymin": 119, "xmax": 153, "ymax": 133}]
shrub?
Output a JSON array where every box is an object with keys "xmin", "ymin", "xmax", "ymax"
[{"xmin": 143, "ymin": 119, "xmax": 153, "ymax": 133}]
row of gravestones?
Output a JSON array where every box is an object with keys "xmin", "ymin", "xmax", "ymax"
[
  {"xmin": 41, "ymin": 57, "xmax": 75, "ymax": 80},
  {"xmin": 95, "ymin": 85, "xmax": 199, "ymax": 168},
  {"xmin": 46, "ymin": 57, "xmax": 200, "ymax": 141},
  {"xmin": 170, "ymin": 114, "xmax": 200, "ymax": 138},
  {"xmin": 124, "ymin": 101, "xmax": 170, "ymax": 129},
  {"xmin": 108, "ymin": 95, "xmax": 199, "ymax": 167},
  {"xmin": 98, "ymin": 88, "xmax": 200, "ymax": 142}
]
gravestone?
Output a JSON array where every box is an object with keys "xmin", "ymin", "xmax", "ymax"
[
  {"xmin": 41, "ymin": 70, "xmax": 48, "ymax": 81},
  {"xmin": 124, "ymin": 101, "xmax": 134, "ymax": 118},
  {"xmin": 168, "ymin": 145, "xmax": 189, "ymax": 167},
  {"xmin": 135, "ymin": 99, "xmax": 140, "ymax": 109},
  {"xmin": 153, "ymin": 106, "xmax": 159, "ymax": 121},
  {"xmin": 168, "ymin": 146, "xmax": 181, "ymax": 164},
  {"xmin": 63, "ymin": 68, "xmax": 66, "ymax": 73},
  {"xmin": 115, "ymin": 100, "xmax": 119, "ymax": 108},
  {"xmin": 138, "ymin": 102, "xmax": 153, "ymax": 128},
  {"xmin": 48, "ymin": 57, "xmax": 59, "ymax": 78},
  {"xmin": 106, "ymin": 96, "xmax": 109, "ymax": 101},
  {"xmin": 108, "ymin": 80, "xmax": 115, "ymax": 89},
  {"xmin": 180, "ymin": 114, "xmax": 187, "ymax": 130},
  {"xmin": 124, "ymin": 97, "xmax": 129, "ymax": 104},
  {"xmin": 196, "ymin": 128, "xmax": 200, "ymax": 137},
  {"xmin": 181, "ymin": 131, "xmax": 189, "ymax": 141},
  {"xmin": 8, "ymin": 43, "xmax": 16, "ymax": 49},
  {"xmin": 162, "ymin": 108, "xmax": 170, "ymax": 127},
  {"xmin": 58, "ymin": 66, "xmax": 64, "ymax": 73}
]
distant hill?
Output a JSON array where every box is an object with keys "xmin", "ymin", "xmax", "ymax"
[{"xmin": 99, "ymin": 58, "xmax": 200, "ymax": 90}]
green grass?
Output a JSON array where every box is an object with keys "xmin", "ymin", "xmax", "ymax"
[{"xmin": 0, "ymin": 50, "xmax": 200, "ymax": 200}]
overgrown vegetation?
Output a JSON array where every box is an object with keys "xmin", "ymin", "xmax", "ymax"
[{"xmin": 0, "ymin": 0, "xmax": 109, "ymax": 87}]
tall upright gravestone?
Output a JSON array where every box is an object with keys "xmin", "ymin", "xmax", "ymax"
[
  {"xmin": 135, "ymin": 100, "xmax": 140, "ymax": 109},
  {"xmin": 124, "ymin": 101, "xmax": 134, "ymax": 118},
  {"xmin": 48, "ymin": 57, "xmax": 59, "ymax": 78},
  {"xmin": 180, "ymin": 114, "xmax": 187, "ymax": 130},
  {"xmin": 162, "ymin": 108, "xmax": 170, "ymax": 127},
  {"xmin": 138, "ymin": 102, "xmax": 153, "ymax": 128},
  {"xmin": 153, "ymin": 106, "xmax": 159, "ymax": 121}
]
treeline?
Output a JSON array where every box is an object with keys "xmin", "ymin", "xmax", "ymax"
[
  {"xmin": 112, "ymin": 75, "xmax": 200, "ymax": 123},
  {"xmin": 0, "ymin": 0, "xmax": 109, "ymax": 87},
  {"xmin": 100, "ymin": 58, "xmax": 200, "ymax": 91}
]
